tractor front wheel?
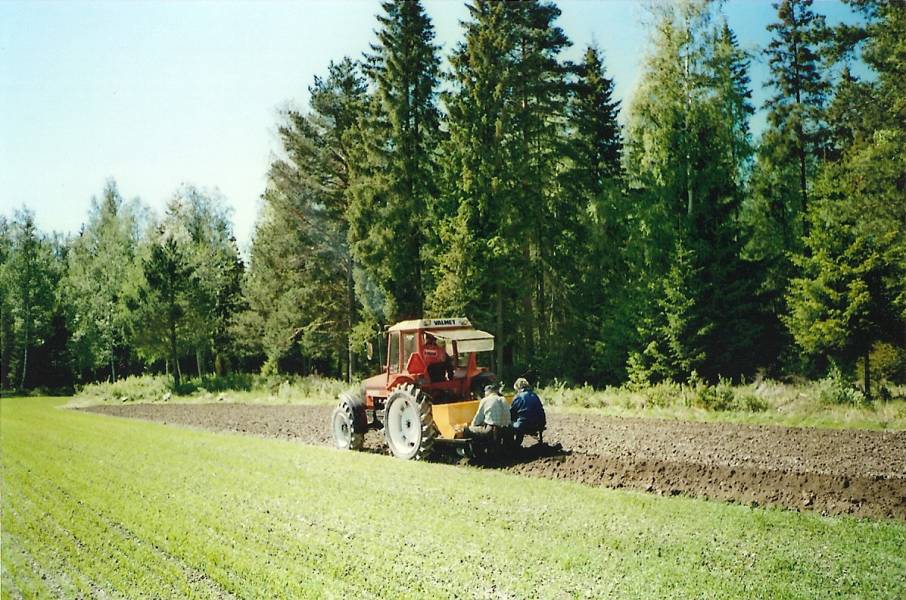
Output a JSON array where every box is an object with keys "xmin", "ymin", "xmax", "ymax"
[
  {"xmin": 331, "ymin": 390, "xmax": 366, "ymax": 451},
  {"xmin": 383, "ymin": 383, "xmax": 435, "ymax": 460}
]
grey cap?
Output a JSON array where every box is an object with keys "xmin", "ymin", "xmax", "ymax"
[{"xmin": 484, "ymin": 384, "xmax": 497, "ymax": 395}]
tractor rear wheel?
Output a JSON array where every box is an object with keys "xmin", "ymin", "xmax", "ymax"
[
  {"xmin": 383, "ymin": 383, "xmax": 435, "ymax": 460},
  {"xmin": 331, "ymin": 390, "xmax": 366, "ymax": 451}
]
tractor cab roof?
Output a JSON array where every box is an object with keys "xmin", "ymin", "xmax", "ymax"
[
  {"xmin": 387, "ymin": 317, "xmax": 473, "ymax": 332},
  {"xmin": 387, "ymin": 317, "xmax": 494, "ymax": 352}
]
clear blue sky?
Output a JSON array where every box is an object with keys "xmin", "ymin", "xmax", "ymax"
[{"xmin": 0, "ymin": 0, "xmax": 859, "ymax": 251}]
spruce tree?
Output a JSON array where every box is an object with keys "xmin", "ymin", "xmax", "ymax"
[
  {"xmin": 350, "ymin": 0, "xmax": 441, "ymax": 320},
  {"xmin": 785, "ymin": 138, "xmax": 904, "ymax": 399},
  {"xmin": 626, "ymin": 3, "xmax": 755, "ymax": 381},
  {"xmin": 571, "ymin": 45, "xmax": 622, "ymax": 189},
  {"xmin": 433, "ymin": 0, "xmax": 519, "ymax": 376},
  {"xmin": 763, "ymin": 0, "xmax": 830, "ymax": 218},
  {"xmin": 434, "ymin": 1, "xmax": 573, "ymax": 380},
  {"xmin": 507, "ymin": 0, "xmax": 572, "ymax": 373},
  {"xmin": 742, "ymin": 1, "xmax": 831, "ymax": 372},
  {"xmin": 786, "ymin": 0, "xmax": 906, "ymax": 397},
  {"xmin": 568, "ymin": 45, "xmax": 628, "ymax": 382}
]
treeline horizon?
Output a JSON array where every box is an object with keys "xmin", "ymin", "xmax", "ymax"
[{"xmin": 2, "ymin": 0, "xmax": 904, "ymax": 397}]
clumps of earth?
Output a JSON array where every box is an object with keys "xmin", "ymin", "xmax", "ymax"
[{"xmin": 82, "ymin": 403, "xmax": 906, "ymax": 520}]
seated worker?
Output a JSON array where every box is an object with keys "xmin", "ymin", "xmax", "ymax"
[
  {"xmin": 464, "ymin": 384, "xmax": 511, "ymax": 439},
  {"xmin": 423, "ymin": 333, "xmax": 452, "ymax": 381},
  {"xmin": 510, "ymin": 377, "xmax": 546, "ymax": 446}
]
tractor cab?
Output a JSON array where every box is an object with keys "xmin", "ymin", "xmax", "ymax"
[{"xmin": 362, "ymin": 317, "xmax": 496, "ymax": 408}]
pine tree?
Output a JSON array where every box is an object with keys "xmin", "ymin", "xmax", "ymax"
[
  {"xmin": 139, "ymin": 230, "xmax": 191, "ymax": 387},
  {"xmin": 350, "ymin": 0, "xmax": 441, "ymax": 320},
  {"xmin": 133, "ymin": 199, "xmax": 197, "ymax": 387},
  {"xmin": 246, "ymin": 59, "xmax": 367, "ymax": 377},
  {"xmin": 130, "ymin": 189, "xmax": 242, "ymax": 384},
  {"xmin": 211, "ymin": 236, "xmax": 244, "ymax": 375}
]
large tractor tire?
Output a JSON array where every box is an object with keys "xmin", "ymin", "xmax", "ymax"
[
  {"xmin": 383, "ymin": 383, "xmax": 436, "ymax": 460},
  {"xmin": 331, "ymin": 389, "xmax": 367, "ymax": 451}
]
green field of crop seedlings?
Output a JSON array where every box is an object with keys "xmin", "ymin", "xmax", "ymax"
[{"xmin": 2, "ymin": 397, "xmax": 905, "ymax": 599}]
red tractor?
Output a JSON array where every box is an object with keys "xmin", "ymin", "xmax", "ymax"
[{"xmin": 330, "ymin": 318, "xmax": 498, "ymax": 459}]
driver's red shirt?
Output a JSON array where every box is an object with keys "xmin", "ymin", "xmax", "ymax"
[{"xmin": 423, "ymin": 343, "xmax": 447, "ymax": 366}]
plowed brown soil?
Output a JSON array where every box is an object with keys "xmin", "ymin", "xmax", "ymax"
[{"xmin": 81, "ymin": 403, "xmax": 906, "ymax": 520}]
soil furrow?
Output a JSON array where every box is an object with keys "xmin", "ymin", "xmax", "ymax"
[{"xmin": 80, "ymin": 403, "xmax": 906, "ymax": 520}]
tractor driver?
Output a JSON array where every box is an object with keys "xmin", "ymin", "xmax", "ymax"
[
  {"xmin": 464, "ymin": 384, "xmax": 511, "ymax": 439},
  {"xmin": 424, "ymin": 333, "xmax": 453, "ymax": 381}
]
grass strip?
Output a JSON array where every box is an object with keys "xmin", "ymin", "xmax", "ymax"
[{"xmin": 2, "ymin": 397, "xmax": 904, "ymax": 598}]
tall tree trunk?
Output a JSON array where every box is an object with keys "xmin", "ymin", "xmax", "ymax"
[
  {"xmin": 684, "ymin": 53, "xmax": 693, "ymax": 218},
  {"xmin": 798, "ymin": 140, "xmax": 807, "ymax": 203},
  {"xmin": 339, "ymin": 341, "xmax": 348, "ymax": 383},
  {"xmin": 535, "ymin": 218, "xmax": 547, "ymax": 359},
  {"xmin": 169, "ymin": 313, "xmax": 180, "ymax": 388},
  {"xmin": 196, "ymin": 348, "xmax": 203, "ymax": 378},
  {"xmin": 346, "ymin": 255, "xmax": 356, "ymax": 382},
  {"xmin": 19, "ymin": 302, "xmax": 30, "ymax": 389},
  {"xmin": 0, "ymin": 305, "xmax": 11, "ymax": 389},
  {"xmin": 19, "ymin": 337, "xmax": 28, "ymax": 390},
  {"xmin": 110, "ymin": 336, "xmax": 117, "ymax": 382},
  {"xmin": 863, "ymin": 346, "xmax": 871, "ymax": 401},
  {"xmin": 495, "ymin": 281, "xmax": 504, "ymax": 381},
  {"xmin": 522, "ymin": 246, "xmax": 536, "ymax": 367}
]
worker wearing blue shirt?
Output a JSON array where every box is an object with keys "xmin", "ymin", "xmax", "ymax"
[{"xmin": 510, "ymin": 377, "xmax": 546, "ymax": 446}]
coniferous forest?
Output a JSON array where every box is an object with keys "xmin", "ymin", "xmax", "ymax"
[{"xmin": 2, "ymin": 0, "xmax": 904, "ymax": 399}]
